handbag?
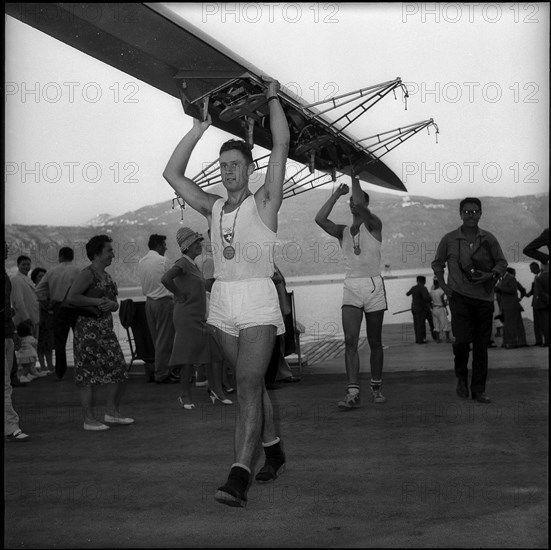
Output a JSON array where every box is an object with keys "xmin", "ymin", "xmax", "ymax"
[
  {"xmin": 61, "ymin": 285, "xmax": 104, "ymax": 318},
  {"xmin": 470, "ymin": 240, "xmax": 496, "ymax": 273},
  {"xmin": 459, "ymin": 239, "xmax": 498, "ymax": 292}
]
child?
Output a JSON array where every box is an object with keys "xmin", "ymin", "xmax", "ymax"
[{"xmin": 15, "ymin": 321, "xmax": 47, "ymax": 382}]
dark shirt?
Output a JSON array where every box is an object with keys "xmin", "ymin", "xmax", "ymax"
[
  {"xmin": 432, "ymin": 226, "xmax": 507, "ymax": 302},
  {"xmin": 406, "ymin": 284, "xmax": 432, "ymax": 312},
  {"xmin": 533, "ymin": 270, "xmax": 549, "ymax": 310},
  {"xmin": 4, "ymin": 270, "xmax": 16, "ymax": 339},
  {"xmin": 495, "ymin": 273, "xmax": 525, "ymax": 311}
]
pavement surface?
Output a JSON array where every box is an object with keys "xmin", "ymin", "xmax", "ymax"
[{"xmin": 4, "ymin": 328, "xmax": 548, "ymax": 548}]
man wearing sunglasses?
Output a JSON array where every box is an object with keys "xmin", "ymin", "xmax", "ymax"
[{"xmin": 432, "ymin": 198, "xmax": 507, "ymax": 403}]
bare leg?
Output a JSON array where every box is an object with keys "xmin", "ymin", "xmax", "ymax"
[
  {"xmin": 44, "ymin": 350, "xmax": 54, "ymax": 371},
  {"xmin": 80, "ymin": 385, "xmax": 99, "ymax": 424},
  {"xmin": 175, "ymin": 364, "xmax": 193, "ymax": 404},
  {"xmin": 195, "ymin": 364, "xmax": 207, "ymax": 385},
  {"xmin": 234, "ymin": 326, "xmax": 276, "ymax": 466},
  {"xmin": 105, "ymin": 382, "xmax": 128, "ymax": 416},
  {"xmin": 37, "ymin": 351, "xmax": 46, "ymax": 371},
  {"xmin": 211, "ymin": 328, "xmax": 238, "ymax": 371},
  {"xmin": 341, "ymin": 306, "xmax": 364, "ymax": 385},
  {"xmin": 205, "ymin": 361, "xmax": 226, "ymax": 398},
  {"xmin": 212, "ymin": 325, "xmax": 276, "ymax": 466},
  {"xmin": 364, "ymin": 310, "xmax": 385, "ymax": 380}
]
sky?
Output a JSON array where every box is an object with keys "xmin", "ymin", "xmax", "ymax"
[{"xmin": 4, "ymin": 2, "xmax": 550, "ymax": 226}]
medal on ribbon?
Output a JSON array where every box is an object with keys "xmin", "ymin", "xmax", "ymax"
[
  {"xmin": 223, "ymin": 246, "xmax": 236, "ymax": 259},
  {"xmin": 352, "ymin": 227, "xmax": 361, "ymax": 256},
  {"xmin": 219, "ymin": 194, "xmax": 250, "ymax": 261}
]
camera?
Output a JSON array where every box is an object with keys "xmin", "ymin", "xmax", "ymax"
[{"xmin": 461, "ymin": 264, "xmax": 482, "ymax": 282}]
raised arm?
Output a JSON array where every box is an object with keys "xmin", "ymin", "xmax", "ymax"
[
  {"xmin": 314, "ymin": 183, "xmax": 348, "ymax": 240},
  {"xmin": 163, "ymin": 114, "xmax": 221, "ymax": 219},
  {"xmin": 255, "ymin": 81, "xmax": 290, "ymax": 232},
  {"xmin": 350, "ymin": 175, "xmax": 382, "ymax": 241}
]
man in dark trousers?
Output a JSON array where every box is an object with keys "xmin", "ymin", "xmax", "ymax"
[
  {"xmin": 137, "ymin": 234, "xmax": 177, "ymax": 384},
  {"xmin": 432, "ymin": 197, "xmax": 507, "ymax": 404},
  {"xmin": 406, "ymin": 276, "xmax": 433, "ymax": 344},
  {"xmin": 35, "ymin": 247, "xmax": 81, "ymax": 380},
  {"xmin": 527, "ymin": 261, "xmax": 549, "ymax": 347}
]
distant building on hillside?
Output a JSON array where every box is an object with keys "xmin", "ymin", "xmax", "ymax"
[{"xmin": 401, "ymin": 196, "xmax": 420, "ymax": 207}]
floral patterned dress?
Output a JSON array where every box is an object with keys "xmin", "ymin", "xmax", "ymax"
[{"xmin": 73, "ymin": 266, "xmax": 127, "ymax": 387}]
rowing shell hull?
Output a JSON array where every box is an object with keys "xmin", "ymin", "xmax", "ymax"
[{"xmin": 6, "ymin": 2, "xmax": 406, "ymax": 192}]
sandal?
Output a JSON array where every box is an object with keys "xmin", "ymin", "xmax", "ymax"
[{"xmin": 177, "ymin": 396, "xmax": 196, "ymax": 410}]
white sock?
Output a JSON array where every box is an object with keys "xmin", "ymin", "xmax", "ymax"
[{"xmin": 262, "ymin": 437, "xmax": 280, "ymax": 448}]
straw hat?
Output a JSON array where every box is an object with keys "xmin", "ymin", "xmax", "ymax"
[{"xmin": 176, "ymin": 227, "xmax": 204, "ymax": 252}]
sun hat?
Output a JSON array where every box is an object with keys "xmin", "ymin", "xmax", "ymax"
[{"xmin": 176, "ymin": 227, "xmax": 204, "ymax": 252}]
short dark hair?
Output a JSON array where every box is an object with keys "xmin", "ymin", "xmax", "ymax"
[
  {"xmin": 85, "ymin": 235, "xmax": 112, "ymax": 261},
  {"xmin": 219, "ymin": 140, "xmax": 253, "ymax": 165},
  {"xmin": 417, "ymin": 275, "xmax": 426, "ymax": 284},
  {"xmin": 30, "ymin": 267, "xmax": 46, "ymax": 284},
  {"xmin": 529, "ymin": 261, "xmax": 540, "ymax": 270},
  {"xmin": 148, "ymin": 234, "xmax": 166, "ymax": 250},
  {"xmin": 16, "ymin": 320, "xmax": 33, "ymax": 338},
  {"xmin": 459, "ymin": 197, "xmax": 482, "ymax": 212},
  {"xmin": 349, "ymin": 191, "xmax": 370, "ymax": 206},
  {"xmin": 17, "ymin": 255, "xmax": 31, "ymax": 265},
  {"xmin": 59, "ymin": 247, "xmax": 74, "ymax": 261}
]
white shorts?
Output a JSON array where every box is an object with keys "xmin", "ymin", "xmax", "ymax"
[
  {"xmin": 342, "ymin": 275, "xmax": 388, "ymax": 313},
  {"xmin": 207, "ymin": 278, "xmax": 285, "ymax": 338}
]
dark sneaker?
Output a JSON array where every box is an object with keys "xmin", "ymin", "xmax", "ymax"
[
  {"xmin": 371, "ymin": 388, "xmax": 387, "ymax": 403},
  {"xmin": 255, "ymin": 454, "xmax": 286, "ymax": 483},
  {"xmin": 338, "ymin": 391, "xmax": 360, "ymax": 410},
  {"xmin": 214, "ymin": 466, "xmax": 250, "ymax": 508}
]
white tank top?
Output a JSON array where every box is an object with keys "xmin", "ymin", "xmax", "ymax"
[
  {"xmin": 211, "ymin": 195, "xmax": 277, "ymax": 281},
  {"xmin": 342, "ymin": 224, "xmax": 382, "ymax": 279}
]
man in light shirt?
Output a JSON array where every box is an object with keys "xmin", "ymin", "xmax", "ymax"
[
  {"xmin": 10, "ymin": 255, "xmax": 40, "ymax": 337},
  {"xmin": 137, "ymin": 234, "xmax": 176, "ymax": 384},
  {"xmin": 35, "ymin": 247, "xmax": 81, "ymax": 380}
]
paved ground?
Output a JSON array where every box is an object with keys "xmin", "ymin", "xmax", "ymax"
[{"xmin": 4, "ymin": 330, "xmax": 548, "ymax": 548}]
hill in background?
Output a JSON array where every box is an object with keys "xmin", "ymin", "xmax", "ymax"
[{"xmin": 6, "ymin": 190, "xmax": 548, "ymax": 286}]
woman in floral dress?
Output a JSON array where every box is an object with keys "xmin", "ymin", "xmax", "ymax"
[{"xmin": 66, "ymin": 234, "xmax": 134, "ymax": 431}]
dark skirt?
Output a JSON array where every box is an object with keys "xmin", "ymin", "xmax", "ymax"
[{"xmin": 169, "ymin": 303, "xmax": 223, "ymax": 366}]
